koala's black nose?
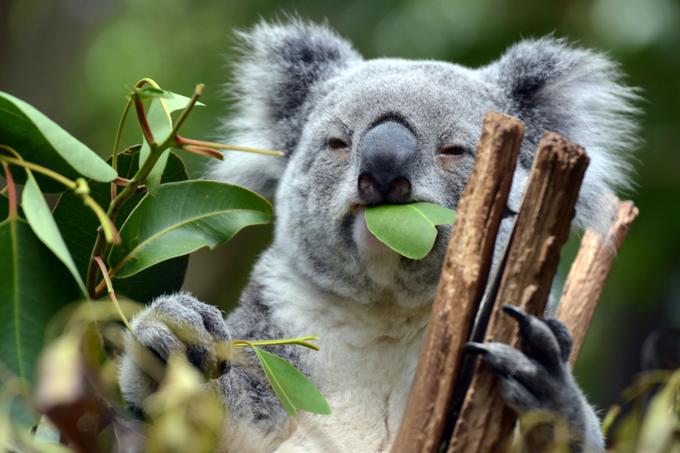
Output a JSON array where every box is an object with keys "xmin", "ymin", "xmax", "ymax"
[{"xmin": 358, "ymin": 121, "xmax": 417, "ymax": 204}]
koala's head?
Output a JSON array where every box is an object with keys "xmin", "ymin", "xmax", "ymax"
[{"xmin": 209, "ymin": 20, "xmax": 639, "ymax": 307}]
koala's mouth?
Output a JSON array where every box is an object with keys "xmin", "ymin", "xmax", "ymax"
[
  {"xmin": 350, "ymin": 206, "xmax": 391, "ymax": 257},
  {"xmin": 347, "ymin": 201, "xmax": 439, "ymax": 260}
]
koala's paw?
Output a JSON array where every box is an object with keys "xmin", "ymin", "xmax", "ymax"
[
  {"xmin": 118, "ymin": 292, "xmax": 230, "ymax": 410},
  {"xmin": 465, "ymin": 305, "xmax": 604, "ymax": 452}
]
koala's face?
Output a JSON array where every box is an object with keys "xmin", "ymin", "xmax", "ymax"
[
  {"xmin": 276, "ymin": 61, "xmax": 506, "ymax": 306},
  {"xmin": 213, "ymin": 21, "xmax": 638, "ymax": 307}
]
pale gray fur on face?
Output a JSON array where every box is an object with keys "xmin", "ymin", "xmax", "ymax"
[{"xmin": 122, "ymin": 18, "xmax": 639, "ymax": 452}]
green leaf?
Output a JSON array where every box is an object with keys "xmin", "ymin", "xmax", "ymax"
[
  {"xmin": 139, "ymin": 91, "xmax": 202, "ymax": 195},
  {"xmin": 252, "ymin": 347, "xmax": 331, "ymax": 416},
  {"xmin": 0, "ymin": 92, "xmax": 116, "ymax": 191},
  {"xmin": 0, "ymin": 218, "xmax": 81, "ymax": 388},
  {"xmin": 21, "ymin": 171, "xmax": 87, "ymax": 296},
  {"xmin": 364, "ymin": 202, "xmax": 456, "ymax": 260},
  {"xmin": 52, "ymin": 151, "xmax": 189, "ymax": 302},
  {"xmin": 109, "ymin": 180, "xmax": 272, "ymax": 278}
]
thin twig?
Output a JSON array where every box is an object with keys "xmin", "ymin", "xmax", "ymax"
[{"xmin": 94, "ymin": 256, "xmax": 130, "ymax": 330}]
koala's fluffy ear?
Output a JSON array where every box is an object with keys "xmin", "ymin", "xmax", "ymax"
[
  {"xmin": 207, "ymin": 20, "xmax": 362, "ymax": 199},
  {"xmin": 484, "ymin": 37, "xmax": 640, "ymax": 232}
]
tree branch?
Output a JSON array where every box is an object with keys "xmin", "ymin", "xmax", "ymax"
[
  {"xmin": 390, "ymin": 112, "xmax": 524, "ymax": 453},
  {"xmin": 448, "ymin": 132, "xmax": 590, "ymax": 452},
  {"xmin": 556, "ymin": 200, "xmax": 639, "ymax": 366}
]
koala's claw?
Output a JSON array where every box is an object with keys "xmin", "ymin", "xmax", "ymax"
[{"xmin": 464, "ymin": 306, "xmax": 604, "ymax": 451}]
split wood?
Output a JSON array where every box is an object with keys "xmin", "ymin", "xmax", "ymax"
[
  {"xmin": 390, "ymin": 112, "xmax": 524, "ymax": 453},
  {"xmin": 447, "ymin": 132, "xmax": 589, "ymax": 452}
]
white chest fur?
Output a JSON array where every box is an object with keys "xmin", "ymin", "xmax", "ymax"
[{"xmin": 267, "ymin": 274, "xmax": 431, "ymax": 452}]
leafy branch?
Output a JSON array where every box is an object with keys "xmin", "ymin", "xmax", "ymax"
[
  {"xmin": 85, "ymin": 80, "xmax": 282, "ymax": 298},
  {"xmin": 0, "ymin": 80, "xmax": 327, "ymax": 451}
]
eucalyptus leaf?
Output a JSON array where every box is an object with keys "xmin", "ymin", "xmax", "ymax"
[
  {"xmin": 139, "ymin": 91, "xmax": 203, "ymax": 195},
  {"xmin": 109, "ymin": 180, "xmax": 272, "ymax": 278},
  {"xmin": 52, "ymin": 151, "xmax": 189, "ymax": 302},
  {"xmin": 22, "ymin": 171, "xmax": 87, "ymax": 296},
  {"xmin": 364, "ymin": 202, "xmax": 456, "ymax": 260},
  {"xmin": 0, "ymin": 219, "xmax": 81, "ymax": 389},
  {"xmin": 0, "ymin": 92, "xmax": 116, "ymax": 191},
  {"xmin": 252, "ymin": 347, "xmax": 331, "ymax": 416}
]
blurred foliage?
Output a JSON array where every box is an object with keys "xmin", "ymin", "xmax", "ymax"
[
  {"xmin": 3, "ymin": 301, "xmax": 676, "ymax": 452},
  {"xmin": 2, "ymin": 0, "xmax": 680, "ymax": 412}
]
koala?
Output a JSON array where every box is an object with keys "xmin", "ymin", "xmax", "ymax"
[{"xmin": 119, "ymin": 19, "xmax": 639, "ymax": 453}]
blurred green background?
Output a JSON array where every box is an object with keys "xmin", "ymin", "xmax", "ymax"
[{"xmin": 2, "ymin": 0, "xmax": 679, "ymax": 411}]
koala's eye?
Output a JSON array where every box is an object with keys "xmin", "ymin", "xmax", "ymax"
[
  {"xmin": 327, "ymin": 137, "xmax": 350, "ymax": 152},
  {"xmin": 437, "ymin": 144, "xmax": 467, "ymax": 157}
]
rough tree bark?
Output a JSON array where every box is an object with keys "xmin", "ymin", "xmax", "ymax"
[
  {"xmin": 448, "ymin": 132, "xmax": 589, "ymax": 453},
  {"xmin": 556, "ymin": 200, "xmax": 639, "ymax": 367},
  {"xmin": 390, "ymin": 112, "xmax": 524, "ymax": 453}
]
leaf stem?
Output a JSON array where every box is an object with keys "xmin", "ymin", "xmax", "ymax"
[
  {"xmin": 111, "ymin": 99, "xmax": 132, "ymax": 200},
  {"xmin": 133, "ymin": 92, "xmax": 156, "ymax": 147},
  {"xmin": 175, "ymin": 136, "xmax": 284, "ymax": 157},
  {"xmin": 0, "ymin": 155, "xmax": 77, "ymax": 190},
  {"xmin": 1, "ymin": 163, "xmax": 17, "ymax": 219},
  {"xmin": 232, "ymin": 336, "xmax": 320, "ymax": 351},
  {"xmin": 83, "ymin": 195, "xmax": 119, "ymax": 244},
  {"xmin": 94, "ymin": 256, "xmax": 130, "ymax": 330},
  {"xmin": 136, "ymin": 77, "xmax": 162, "ymax": 90},
  {"xmin": 181, "ymin": 145, "xmax": 224, "ymax": 160}
]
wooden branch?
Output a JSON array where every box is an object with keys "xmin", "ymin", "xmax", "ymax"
[
  {"xmin": 390, "ymin": 112, "xmax": 524, "ymax": 453},
  {"xmin": 448, "ymin": 132, "xmax": 589, "ymax": 453},
  {"xmin": 556, "ymin": 200, "xmax": 639, "ymax": 367}
]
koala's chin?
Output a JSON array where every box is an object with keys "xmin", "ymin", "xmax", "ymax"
[{"xmin": 351, "ymin": 207, "xmax": 401, "ymax": 282}]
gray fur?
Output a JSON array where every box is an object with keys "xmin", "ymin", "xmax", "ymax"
[{"xmin": 121, "ymin": 19, "xmax": 639, "ymax": 452}]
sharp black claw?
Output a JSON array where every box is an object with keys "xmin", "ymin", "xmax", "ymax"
[
  {"xmin": 463, "ymin": 342, "xmax": 489, "ymax": 356},
  {"xmin": 502, "ymin": 305, "xmax": 529, "ymax": 325}
]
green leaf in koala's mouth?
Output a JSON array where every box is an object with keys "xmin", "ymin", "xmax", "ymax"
[{"xmin": 364, "ymin": 202, "xmax": 456, "ymax": 260}]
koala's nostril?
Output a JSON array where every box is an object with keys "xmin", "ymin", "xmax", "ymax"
[
  {"xmin": 386, "ymin": 177, "xmax": 411, "ymax": 204},
  {"xmin": 358, "ymin": 173, "xmax": 382, "ymax": 205}
]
